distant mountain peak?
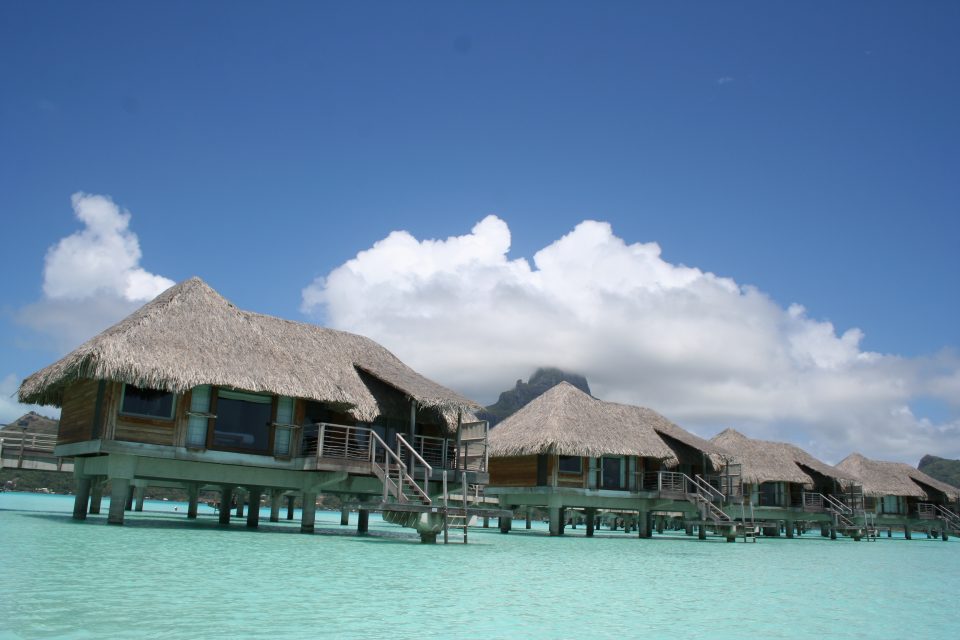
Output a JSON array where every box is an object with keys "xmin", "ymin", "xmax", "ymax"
[{"xmin": 480, "ymin": 367, "xmax": 591, "ymax": 426}]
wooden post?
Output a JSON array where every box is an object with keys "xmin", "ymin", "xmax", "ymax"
[
  {"xmin": 462, "ymin": 471, "xmax": 468, "ymax": 544},
  {"xmin": 108, "ymin": 478, "xmax": 130, "ymax": 525},
  {"xmin": 340, "ymin": 506, "xmax": 350, "ymax": 526},
  {"xmin": 235, "ymin": 491, "xmax": 245, "ymax": 518},
  {"xmin": 586, "ymin": 507, "xmax": 595, "ymax": 537},
  {"xmin": 301, "ymin": 492, "xmax": 316, "ymax": 533},
  {"xmin": 785, "ymin": 520, "xmax": 794, "ymax": 539},
  {"xmin": 219, "ymin": 486, "xmax": 233, "ymax": 525},
  {"xmin": 526, "ymin": 507, "xmax": 532, "ymax": 530},
  {"xmin": 698, "ymin": 523, "xmax": 707, "ymax": 540},
  {"xmin": 357, "ymin": 509, "xmax": 369, "ymax": 534},
  {"xmin": 246, "ymin": 487, "xmax": 262, "ymax": 528},
  {"xmin": 187, "ymin": 484, "xmax": 199, "ymax": 519},
  {"xmin": 73, "ymin": 476, "xmax": 91, "ymax": 521},
  {"xmin": 88, "ymin": 477, "xmax": 103, "ymax": 515},
  {"xmin": 269, "ymin": 489, "xmax": 281, "ymax": 523},
  {"xmin": 286, "ymin": 494, "xmax": 295, "ymax": 520},
  {"xmin": 134, "ymin": 485, "xmax": 146, "ymax": 512}
]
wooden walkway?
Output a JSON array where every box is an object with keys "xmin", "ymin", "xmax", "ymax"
[{"xmin": 0, "ymin": 431, "xmax": 72, "ymax": 473}]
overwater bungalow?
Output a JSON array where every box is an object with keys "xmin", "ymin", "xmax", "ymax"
[
  {"xmin": 836, "ymin": 453, "xmax": 960, "ymax": 540},
  {"xmin": 485, "ymin": 382, "xmax": 739, "ymax": 540},
  {"xmin": 709, "ymin": 428, "xmax": 861, "ymax": 539},
  {"xmin": 17, "ymin": 277, "xmax": 495, "ymax": 543}
]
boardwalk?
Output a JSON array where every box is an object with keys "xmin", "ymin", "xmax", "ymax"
[{"xmin": 0, "ymin": 430, "xmax": 73, "ymax": 473}]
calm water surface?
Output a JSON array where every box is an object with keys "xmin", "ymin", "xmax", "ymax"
[{"xmin": 1, "ymin": 492, "xmax": 958, "ymax": 639}]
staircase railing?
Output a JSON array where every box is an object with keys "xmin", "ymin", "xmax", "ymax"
[
  {"xmin": 396, "ymin": 434, "xmax": 432, "ymax": 505},
  {"xmin": 367, "ymin": 430, "xmax": 431, "ymax": 505},
  {"xmin": 801, "ymin": 492, "xmax": 825, "ymax": 512},
  {"xmin": 934, "ymin": 504, "xmax": 960, "ymax": 526},
  {"xmin": 917, "ymin": 503, "xmax": 937, "ymax": 520},
  {"xmin": 823, "ymin": 493, "xmax": 855, "ymax": 528}
]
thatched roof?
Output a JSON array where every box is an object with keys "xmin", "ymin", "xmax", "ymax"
[
  {"xmin": 18, "ymin": 278, "xmax": 478, "ymax": 429},
  {"xmin": 710, "ymin": 428, "xmax": 850, "ymax": 487},
  {"xmin": 836, "ymin": 453, "xmax": 960, "ymax": 500},
  {"xmin": 488, "ymin": 382, "xmax": 725, "ymax": 465}
]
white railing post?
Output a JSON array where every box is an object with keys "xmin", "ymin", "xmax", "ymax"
[
  {"xmin": 657, "ymin": 472, "xmax": 663, "ymax": 493},
  {"xmin": 317, "ymin": 423, "xmax": 325, "ymax": 459}
]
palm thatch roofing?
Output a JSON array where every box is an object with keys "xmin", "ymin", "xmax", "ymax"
[
  {"xmin": 710, "ymin": 428, "xmax": 850, "ymax": 487},
  {"xmin": 18, "ymin": 277, "xmax": 478, "ymax": 430},
  {"xmin": 488, "ymin": 382, "xmax": 728, "ymax": 466},
  {"xmin": 836, "ymin": 453, "xmax": 960, "ymax": 500}
]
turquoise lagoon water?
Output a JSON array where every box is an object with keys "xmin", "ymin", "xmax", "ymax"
[{"xmin": 1, "ymin": 492, "xmax": 958, "ymax": 639}]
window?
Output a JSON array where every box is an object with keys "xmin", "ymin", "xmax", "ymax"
[
  {"xmin": 558, "ymin": 455, "xmax": 582, "ymax": 474},
  {"xmin": 121, "ymin": 384, "xmax": 175, "ymax": 420},
  {"xmin": 601, "ymin": 457, "xmax": 624, "ymax": 490},
  {"xmin": 212, "ymin": 389, "xmax": 272, "ymax": 453}
]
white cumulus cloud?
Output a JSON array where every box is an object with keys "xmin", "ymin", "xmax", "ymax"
[
  {"xmin": 303, "ymin": 216, "xmax": 960, "ymax": 464},
  {"xmin": 17, "ymin": 193, "xmax": 174, "ymax": 351}
]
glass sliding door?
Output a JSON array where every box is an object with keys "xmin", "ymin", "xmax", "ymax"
[{"xmin": 212, "ymin": 389, "xmax": 273, "ymax": 454}]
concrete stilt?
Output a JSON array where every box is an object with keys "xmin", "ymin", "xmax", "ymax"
[
  {"xmin": 830, "ymin": 525, "xmax": 837, "ymax": 540},
  {"xmin": 340, "ymin": 506, "xmax": 350, "ymax": 526},
  {"xmin": 499, "ymin": 512, "xmax": 512, "ymax": 534},
  {"xmin": 357, "ymin": 509, "xmax": 369, "ymax": 535},
  {"xmin": 235, "ymin": 492, "xmax": 245, "ymax": 518},
  {"xmin": 246, "ymin": 487, "xmax": 262, "ymax": 528},
  {"xmin": 134, "ymin": 485, "xmax": 146, "ymax": 512},
  {"xmin": 187, "ymin": 484, "xmax": 199, "ymax": 519},
  {"xmin": 656, "ymin": 516, "xmax": 665, "ymax": 534},
  {"xmin": 904, "ymin": 525, "xmax": 912, "ymax": 540},
  {"xmin": 821, "ymin": 523, "xmax": 830, "ymax": 537},
  {"xmin": 301, "ymin": 492, "xmax": 316, "ymax": 533},
  {"xmin": 219, "ymin": 486, "xmax": 233, "ymax": 525},
  {"xmin": 887, "ymin": 527, "xmax": 892, "ymax": 538},
  {"xmin": 286, "ymin": 495, "xmax": 295, "ymax": 520},
  {"xmin": 108, "ymin": 478, "xmax": 131, "ymax": 525},
  {"xmin": 685, "ymin": 522, "xmax": 694, "ymax": 536},
  {"xmin": 73, "ymin": 476, "xmax": 92, "ymax": 521},
  {"xmin": 88, "ymin": 478, "xmax": 103, "ymax": 515},
  {"xmin": 483, "ymin": 516, "xmax": 490, "ymax": 528},
  {"xmin": 269, "ymin": 490, "xmax": 281, "ymax": 523},
  {"xmin": 124, "ymin": 487, "xmax": 134, "ymax": 511},
  {"xmin": 624, "ymin": 516, "xmax": 632, "ymax": 534},
  {"xmin": 548, "ymin": 506, "xmax": 562, "ymax": 536},
  {"xmin": 726, "ymin": 526, "xmax": 737, "ymax": 543},
  {"xmin": 785, "ymin": 521, "xmax": 794, "ymax": 539},
  {"xmin": 559, "ymin": 507, "xmax": 566, "ymax": 535},
  {"xmin": 586, "ymin": 508, "xmax": 595, "ymax": 537},
  {"xmin": 638, "ymin": 510, "xmax": 650, "ymax": 538},
  {"xmin": 420, "ymin": 531, "xmax": 437, "ymax": 544},
  {"xmin": 525, "ymin": 507, "xmax": 532, "ymax": 530},
  {"xmin": 698, "ymin": 524, "xmax": 707, "ymax": 540},
  {"xmin": 942, "ymin": 528, "xmax": 949, "ymax": 542}
]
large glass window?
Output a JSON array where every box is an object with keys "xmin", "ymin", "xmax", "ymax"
[
  {"xmin": 601, "ymin": 457, "xmax": 624, "ymax": 490},
  {"xmin": 212, "ymin": 390, "xmax": 272, "ymax": 453},
  {"xmin": 121, "ymin": 384, "xmax": 175, "ymax": 420}
]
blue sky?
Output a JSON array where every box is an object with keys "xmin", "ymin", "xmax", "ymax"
[{"xmin": 2, "ymin": 2, "xmax": 958, "ymax": 463}]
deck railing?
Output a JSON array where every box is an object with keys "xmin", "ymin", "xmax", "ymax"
[
  {"xmin": 802, "ymin": 492, "xmax": 825, "ymax": 512},
  {"xmin": 0, "ymin": 432, "xmax": 58, "ymax": 453},
  {"xmin": 917, "ymin": 503, "xmax": 937, "ymax": 520}
]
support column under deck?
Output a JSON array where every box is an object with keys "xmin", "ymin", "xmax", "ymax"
[
  {"xmin": 219, "ymin": 485, "xmax": 233, "ymax": 525},
  {"xmin": 698, "ymin": 524, "xmax": 707, "ymax": 540},
  {"xmin": 134, "ymin": 485, "xmax": 146, "ymax": 512},
  {"xmin": 88, "ymin": 478, "xmax": 103, "ymax": 515},
  {"xmin": 301, "ymin": 492, "xmax": 316, "ymax": 534},
  {"xmin": 548, "ymin": 506, "xmax": 562, "ymax": 536},
  {"xmin": 187, "ymin": 484, "xmax": 199, "ymax": 519},
  {"xmin": 585, "ymin": 508, "xmax": 595, "ymax": 537},
  {"xmin": 108, "ymin": 478, "xmax": 131, "ymax": 525},
  {"xmin": 638, "ymin": 510, "xmax": 651, "ymax": 538},
  {"xmin": 526, "ymin": 507, "xmax": 532, "ymax": 530},
  {"xmin": 904, "ymin": 525, "xmax": 912, "ymax": 540},
  {"xmin": 73, "ymin": 476, "xmax": 92, "ymax": 521},
  {"xmin": 357, "ymin": 509, "xmax": 369, "ymax": 535},
  {"xmin": 499, "ymin": 510, "xmax": 512, "ymax": 534},
  {"xmin": 785, "ymin": 521, "xmax": 794, "ymax": 539},
  {"xmin": 269, "ymin": 490, "xmax": 281, "ymax": 523},
  {"xmin": 286, "ymin": 495, "xmax": 295, "ymax": 520},
  {"xmin": 246, "ymin": 487, "xmax": 262, "ymax": 528},
  {"xmin": 235, "ymin": 491, "xmax": 245, "ymax": 518},
  {"xmin": 340, "ymin": 506, "xmax": 350, "ymax": 526}
]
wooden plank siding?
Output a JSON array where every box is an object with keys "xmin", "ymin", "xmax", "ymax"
[
  {"xmin": 557, "ymin": 457, "xmax": 586, "ymax": 488},
  {"xmin": 489, "ymin": 455, "xmax": 539, "ymax": 487},
  {"xmin": 57, "ymin": 378, "xmax": 101, "ymax": 445}
]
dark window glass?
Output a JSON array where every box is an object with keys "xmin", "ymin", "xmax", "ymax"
[
  {"xmin": 121, "ymin": 385, "xmax": 174, "ymax": 419},
  {"xmin": 558, "ymin": 455, "xmax": 582, "ymax": 474},
  {"xmin": 213, "ymin": 396, "xmax": 272, "ymax": 453},
  {"xmin": 759, "ymin": 482, "xmax": 779, "ymax": 506},
  {"xmin": 601, "ymin": 457, "xmax": 623, "ymax": 490}
]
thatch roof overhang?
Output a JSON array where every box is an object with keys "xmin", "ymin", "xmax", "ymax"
[
  {"xmin": 18, "ymin": 278, "xmax": 479, "ymax": 431},
  {"xmin": 710, "ymin": 428, "xmax": 851, "ymax": 488},
  {"xmin": 488, "ymin": 382, "xmax": 721, "ymax": 467},
  {"xmin": 836, "ymin": 453, "xmax": 960, "ymax": 500}
]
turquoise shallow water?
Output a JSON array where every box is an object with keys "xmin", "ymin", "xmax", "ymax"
[{"xmin": 1, "ymin": 492, "xmax": 958, "ymax": 639}]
